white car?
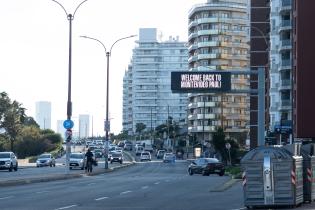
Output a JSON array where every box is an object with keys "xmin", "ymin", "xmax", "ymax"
[
  {"xmin": 140, "ymin": 151, "xmax": 151, "ymax": 162},
  {"xmin": 69, "ymin": 153, "xmax": 85, "ymax": 170},
  {"xmin": 36, "ymin": 153, "xmax": 56, "ymax": 167},
  {"xmin": 0, "ymin": 152, "xmax": 18, "ymax": 172}
]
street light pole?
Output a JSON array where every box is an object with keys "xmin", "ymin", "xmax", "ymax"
[
  {"xmin": 51, "ymin": 0, "xmax": 88, "ymax": 174},
  {"xmin": 80, "ymin": 35, "xmax": 136, "ymax": 169}
]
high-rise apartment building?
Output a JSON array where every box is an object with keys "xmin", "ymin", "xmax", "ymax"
[
  {"xmin": 79, "ymin": 114, "xmax": 90, "ymax": 139},
  {"xmin": 188, "ymin": 0, "xmax": 250, "ymax": 143},
  {"xmin": 269, "ymin": 0, "xmax": 292, "ymax": 134},
  {"xmin": 122, "ymin": 28, "xmax": 188, "ymax": 134},
  {"xmin": 35, "ymin": 101, "xmax": 51, "ymax": 129}
]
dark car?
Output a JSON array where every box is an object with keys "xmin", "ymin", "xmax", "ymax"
[{"xmin": 188, "ymin": 158, "xmax": 225, "ymax": 176}]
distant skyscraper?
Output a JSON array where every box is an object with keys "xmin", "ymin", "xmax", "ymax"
[
  {"xmin": 122, "ymin": 28, "xmax": 188, "ymax": 134},
  {"xmin": 35, "ymin": 101, "xmax": 51, "ymax": 129},
  {"xmin": 56, "ymin": 120, "xmax": 65, "ymax": 137},
  {"xmin": 79, "ymin": 114, "xmax": 90, "ymax": 139}
]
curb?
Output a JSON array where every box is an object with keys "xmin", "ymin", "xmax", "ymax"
[
  {"xmin": 209, "ymin": 178, "xmax": 241, "ymax": 192},
  {"xmin": 0, "ymin": 162, "xmax": 135, "ymax": 187}
]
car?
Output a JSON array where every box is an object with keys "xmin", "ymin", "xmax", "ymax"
[
  {"xmin": 36, "ymin": 153, "xmax": 56, "ymax": 167},
  {"xmin": 188, "ymin": 158, "xmax": 225, "ymax": 176},
  {"xmin": 69, "ymin": 153, "xmax": 85, "ymax": 170},
  {"xmin": 0, "ymin": 152, "xmax": 18, "ymax": 172},
  {"xmin": 94, "ymin": 149, "xmax": 103, "ymax": 158},
  {"xmin": 110, "ymin": 152, "xmax": 123, "ymax": 164},
  {"xmin": 156, "ymin": 150, "xmax": 166, "ymax": 159},
  {"xmin": 115, "ymin": 147, "xmax": 123, "ymax": 153},
  {"xmin": 124, "ymin": 142, "xmax": 133, "ymax": 151},
  {"xmin": 163, "ymin": 153, "xmax": 175, "ymax": 163},
  {"xmin": 140, "ymin": 151, "xmax": 151, "ymax": 161},
  {"xmin": 135, "ymin": 146, "xmax": 144, "ymax": 156}
]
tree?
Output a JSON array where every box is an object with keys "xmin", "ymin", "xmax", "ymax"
[
  {"xmin": 135, "ymin": 123, "xmax": 146, "ymax": 139},
  {"xmin": 212, "ymin": 127, "xmax": 227, "ymax": 161}
]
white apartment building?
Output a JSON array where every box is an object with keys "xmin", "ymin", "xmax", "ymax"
[
  {"xmin": 122, "ymin": 28, "xmax": 188, "ymax": 134},
  {"xmin": 35, "ymin": 101, "xmax": 51, "ymax": 129},
  {"xmin": 269, "ymin": 0, "xmax": 292, "ymax": 130},
  {"xmin": 188, "ymin": 0, "xmax": 250, "ymax": 142},
  {"xmin": 79, "ymin": 114, "xmax": 90, "ymax": 139}
]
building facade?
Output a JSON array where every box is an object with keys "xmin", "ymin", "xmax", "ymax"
[
  {"xmin": 35, "ymin": 101, "xmax": 51, "ymax": 130},
  {"xmin": 79, "ymin": 114, "xmax": 90, "ymax": 139},
  {"xmin": 122, "ymin": 28, "xmax": 188, "ymax": 134},
  {"xmin": 188, "ymin": 0, "xmax": 250, "ymax": 143},
  {"xmin": 293, "ymin": 0, "xmax": 315, "ymax": 138},
  {"xmin": 269, "ymin": 0, "xmax": 292, "ymax": 135}
]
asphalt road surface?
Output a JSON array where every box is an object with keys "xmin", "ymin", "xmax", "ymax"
[{"xmin": 0, "ymin": 160, "xmax": 244, "ymax": 210}]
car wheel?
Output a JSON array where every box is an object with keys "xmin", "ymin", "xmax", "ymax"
[
  {"xmin": 14, "ymin": 163, "xmax": 18, "ymax": 171},
  {"xmin": 50, "ymin": 164, "xmax": 52, "ymax": 167},
  {"xmin": 188, "ymin": 168, "xmax": 193, "ymax": 175},
  {"xmin": 9, "ymin": 164, "xmax": 13, "ymax": 172},
  {"xmin": 202, "ymin": 170, "xmax": 208, "ymax": 176},
  {"xmin": 218, "ymin": 171, "xmax": 225, "ymax": 176},
  {"xmin": 69, "ymin": 167, "xmax": 72, "ymax": 170}
]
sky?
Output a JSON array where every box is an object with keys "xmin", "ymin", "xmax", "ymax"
[{"xmin": 0, "ymin": 0, "xmax": 206, "ymax": 136}]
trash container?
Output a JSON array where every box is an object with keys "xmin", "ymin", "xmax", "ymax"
[
  {"xmin": 241, "ymin": 145, "xmax": 303, "ymax": 208},
  {"xmin": 301, "ymin": 143, "xmax": 315, "ymax": 202}
]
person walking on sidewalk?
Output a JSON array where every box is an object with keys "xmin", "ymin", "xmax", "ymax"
[{"xmin": 85, "ymin": 148, "xmax": 94, "ymax": 174}]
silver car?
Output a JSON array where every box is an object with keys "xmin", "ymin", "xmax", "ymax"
[
  {"xmin": 69, "ymin": 153, "xmax": 85, "ymax": 170},
  {"xmin": 0, "ymin": 152, "xmax": 18, "ymax": 172},
  {"xmin": 36, "ymin": 153, "xmax": 56, "ymax": 167}
]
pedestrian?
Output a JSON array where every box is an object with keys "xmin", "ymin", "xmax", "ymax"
[{"xmin": 85, "ymin": 148, "xmax": 94, "ymax": 174}]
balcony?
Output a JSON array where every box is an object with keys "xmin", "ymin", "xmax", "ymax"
[
  {"xmin": 188, "ymin": 31, "xmax": 198, "ymax": 40},
  {"xmin": 279, "ymin": 59, "xmax": 292, "ymax": 71},
  {"xmin": 197, "ymin": 113, "xmax": 216, "ymax": 120},
  {"xmin": 188, "ymin": 55, "xmax": 198, "ymax": 63},
  {"xmin": 278, "ymin": 20, "xmax": 292, "ymax": 33},
  {"xmin": 188, "ymin": 20, "xmax": 197, "ymax": 28},
  {"xmin": 197, "ymin": 29, "xmax": 220, "ymax": 36},
  {"xmin": 188, "ymin": 43, "xmax": 198, "ymax": 52},
  {"xmin": 279, "ymin": 39, "xmax": 292, "ymax": 52},
  {"xmin": 279, "ymin": 79, "xmax": 291, "ymax": 90},
  {"xmin": 197, "ymin": 41, "xmax": 220, "ymax": 48},
  {"xmin": 279, "ymin": 0, "xmax": 292, "ymax": 14}
]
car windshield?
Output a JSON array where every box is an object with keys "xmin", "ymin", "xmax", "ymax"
[
  {"xmin": 70, "ymin": 154, "xmax": 84, "ymax": 159},
  {"xmin": 39, "ymin": 154, "xmax": 51, "ymax": 159},
  {"xmin": 112, "ymin": 153, "xmax": 122, "ymax": 157},
  {"xmin": 142, "ymin": 152, "xmax": 150, "ymax": 155},
  {"xmin": 205, "ymin": 158, "xmax": 219, "ymax": 163},
  {"xmin": 0, "ymin": 153, "xmax": 10, "ymax": 158}
]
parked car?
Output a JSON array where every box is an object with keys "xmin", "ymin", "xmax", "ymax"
[
  {"xmin": 36, "ymin": 153, "xmax": 56, "ymax": 167},
  {"xmin": 124, "ymin": 142, "xmax": 133, "ymax": 151},
  {"xmin": 135, "ymin": 146, "xmax": 144, "ymax": 156},
  {"xmin": 110, "ymin": 152, "xmax": 123, "ymax": 164},
  {"xmin": 156, "ymin": 150, "xmax": 166, "ymax": 159},
  {"xmin": 69, "ymin": 152, "xmax": 85, "ymax": 170},
  {"xmin": 163, "ymin": 153, "xmax": 176, "ymax": 163},
  {"xmin": 94, "ymin": 149, "xmax": 103, "ymax": 159},
  {"xmin": 188, "ymin": 158, "xmax": 225, "ymax": 176},
  {"xmin": 0, "ymin": 152, "xmax": 18, "ymax": 172},
  {"xmin": 140, "ymin": 151, "xmax": 151, "ymax": 162}
]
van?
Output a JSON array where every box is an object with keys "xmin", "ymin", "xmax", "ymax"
[{"xmin": 135, "ymin": 146, "xmax": 144, "ymax": 156}]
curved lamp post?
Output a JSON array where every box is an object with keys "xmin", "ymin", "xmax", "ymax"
[
  {"xmin": 80, "ymin": 35, "xmax": 137, "ymax": 169},
  {"xmin": 51, "ymin": 0, "xmax": 88, "ymax": 173}
]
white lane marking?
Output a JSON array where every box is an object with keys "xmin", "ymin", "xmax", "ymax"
[
  {"xmin": 88, "ymin": 183, "xmax": 96, "ymax": 186},
  {"xmin": 120, "ymin": 190, "xmax": 132, "ymax": 195},
  {"xmin": 54, "ymin": 205, "xmax": 77, "ymax": 210},
  {"xmin": 154, "ymin": 182, "xmax": 160, "ymax": 185},
  {"xmin": 141, "ymin": 186, "xmax": 149, "ymax": 189},
  {"xmin": 0, "ymin": 196, "xmax": 14, "ymax": 200},
  {"xmin": 36, "ymin": 190, "xmax": 50, "ymax": 194},
  {"xmin": 230, "ymin": 208, "xmax": 247, "ymax": 210},
  {"xmin": 95, "ymin": 196, "xmax": 109, "ymax": 201},
  {"xmin": 165, "ymin": 180, "xmax": 170, "ymax": 182}
]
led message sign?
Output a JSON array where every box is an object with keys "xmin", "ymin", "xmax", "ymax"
[{"xmin": 171, "ymin": 71, "xmax": 231, "ymax": 93}]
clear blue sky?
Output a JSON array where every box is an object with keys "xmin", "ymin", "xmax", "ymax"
[{"xmin": 0, "ymin": 0, "xmax": 205, "ymax": 135}]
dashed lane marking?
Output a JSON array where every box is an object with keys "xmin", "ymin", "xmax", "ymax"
[
  {"xmin": 0, "ymin": 196, "xmax": 14, "ymax": 200},
  {"xmin": 95, "ymin": 197, "xmax": 109, "ymax": 201},
  {"xmin": 54, "ymin": 204, "xmax": 77, "ymax": 210},
  {"xmin": 120, "ymin": 190, "xmax": 132, "ymax": 195}
]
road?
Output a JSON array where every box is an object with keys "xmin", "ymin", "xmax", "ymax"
[{"xmin": 0, "ymin": 160, "xmax": 245, "ymax": 210}]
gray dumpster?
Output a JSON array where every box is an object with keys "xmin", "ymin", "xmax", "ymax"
[
  {"xmin": 301, "ymin": 143, "xmax": 315, "ymax": 202},
  {"xmin": 241, "ymin": 145, "xmax": 303, "ymax": 208}
]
